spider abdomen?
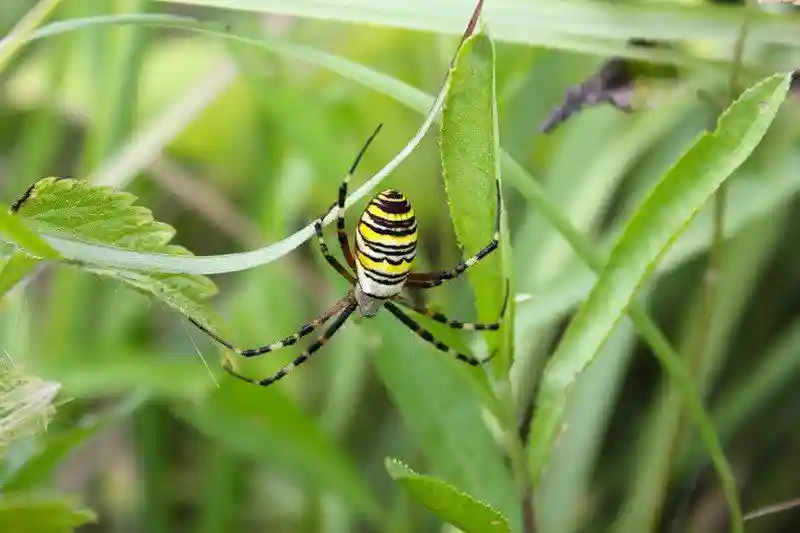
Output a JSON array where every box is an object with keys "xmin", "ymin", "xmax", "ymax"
[{"xmin": 355, "ymin": 189, "xmax": 418, "ymax": 298}]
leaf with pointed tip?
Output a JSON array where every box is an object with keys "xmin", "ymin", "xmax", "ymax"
[
  {"xmin": 385, "ymin": 458, "xmax": 511, "ymax": 533},
  {"xmin": 439, "ymin": 28, "xmax": 513, "ymax": 372},
  {"xmin": 527, "ymin": 73, "xmax": 792, "ymax": 533}
]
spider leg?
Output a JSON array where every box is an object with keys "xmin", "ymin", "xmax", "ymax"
[
  {"xmin": 315, "ymin": 218, "xmax": 354, "ymax": 283},
  {"xmin": 392, "ymin": 280, "xmax": 510, "ymax": 330},
  {"xmin": 184, "ymin": 295, "xmax": 352, "ymax": 357},
  {"xmin": 407, "ymin": 176, "xmax": 502, "ymax": 289},
  {"xmin": 335, "ymin": 123, "xmax": 384, "ymax": 270},
  {"xmin": 384, "ymin": 301, "xmax": 494, "ymax": 367},
  {"xmin": 223, "ymin": 301, "xmax": 357, "ymax": 387}
]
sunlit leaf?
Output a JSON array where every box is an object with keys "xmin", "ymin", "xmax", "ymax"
[
  {"xmin": 385, "ymin": 458, "xmax": 511, "ymax": 533},
  {"xmin": 10, "ymin": 177, "xmax": 218, "ymax": 328}
]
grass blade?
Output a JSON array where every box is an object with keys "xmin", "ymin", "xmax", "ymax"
[{"xmin": 157, "ymin": 0, "xmax": 800, "ymax": 54}]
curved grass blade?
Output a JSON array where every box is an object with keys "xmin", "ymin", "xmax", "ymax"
[
  {"xmin": 0, "ymin": 4, "xmax": 484, "ymax": 275},
  {"xmin": 527, "ymin": 73, "xmax": 792, "ymax": 532},
  {"xmin": 0, "ymin": 0, "xmax": 63, "ymax": 74},
  {"xmin": 159, "ymin": 0, "xmax": 800, "ymax": 53},
  {"xmin": 385, "ymin": 458, "xmax": 511, "ymax": 533}
]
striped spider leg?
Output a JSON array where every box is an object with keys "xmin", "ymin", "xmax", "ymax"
[{"xmin": 405, "ymin": 174, "xmax": 502, "ymax": 290}]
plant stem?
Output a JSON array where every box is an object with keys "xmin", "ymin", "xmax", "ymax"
[
  {"xmin": 495, "ymin": 382, "xmax": 536, "ymax": 532},
  {"xmin": 678, "ymin": 4, "xmax": 754, "ymax": 532},
  {"xmin": 0, "ymin": 0, "xmax": 63, "ymax": 74}
]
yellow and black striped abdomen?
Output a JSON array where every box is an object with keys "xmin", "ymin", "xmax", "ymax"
[{"xmin": 355, "ymin": 189, "xmax": 417, "ymax": 298}]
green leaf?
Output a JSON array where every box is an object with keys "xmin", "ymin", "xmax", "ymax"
[
  {"xmin": 0, "ymin": 251, "xmax": 39, "ymax": 298},
  {"xmin": 0, "ymin": 209, "xmax": 58, "ymax": 260},
  {"xmin": 173, "ymin": 380, "xmax": 383, "ymax": 524},
  {"xmin": 0, "ymin": 494, "xmax": 96, "ymax": 533},
  {"xmin": 0, "ymin": 0, "xmax": 63, "ymax": 75},
  {"xmin": 385, "ymin": 458, "xmax": 510, "ymax": 533},
  {"xmin": 440, "ymin": 28, "xmax": 512, "ymax": 371},
  {"xmin": 371, "ymin": 314, "xmax": 519, "ymax": 531},
  {"xmin": 11, "ymin": 177, "xmax": 218, "ymax": 327},
  {"xmin": 527, "ymin": 73, "xmax": 792, "ymax": 530}
]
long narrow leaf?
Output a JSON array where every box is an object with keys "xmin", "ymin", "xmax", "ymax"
[{"xmin": 527, "ymin": 73, "xmax": 791, "ymax": 532}]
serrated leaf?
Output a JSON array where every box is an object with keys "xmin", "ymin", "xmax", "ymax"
[
  {"xmin": 385, "ymin": 458, "xmax": 510, "ymax": 533},
  {"xmin": 440, "ymin": 29, "xmax": 512, "ymax": 371},
  {"xmin": 527, "ymin": 73, "xmax": 792, "ymax": 531},
  {"xmin": 0, "ymin": 494, "xmax": 96, "ymax": 533},
  {"xmin": 10, "ymin": 178, "xmax": 217, "ymax": 327}
]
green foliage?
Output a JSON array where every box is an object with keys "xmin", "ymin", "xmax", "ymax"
[
  {"xmin": 372, "ymin": 319, "xmax": 519, "ymax": 529},
  {"xmin": 0, "ymin": 251, "xmax": 39, "ymax": 297},
  {"xmin": 440, "ymin": 29, "xmax": 512, "ymax": 367},
  {"xmin": 174, "ymin": 380, "xmax": 383, "ymax": 523},
  {"xmin": 0, "ymin": 1, "xmax": 797, "ymax": 533},
  {"xmin": 0, "ymin": 357, "xmax": 96, "ymax": 533},
  {"xmin": 159, "ymin": 0, "xmax": 800, "ymax": 62},
  {"xmin": 527, "ymin": 73, "xmax": 791, "ymax": 529},
  {"xmin": 10, "ymin": 177, "xmax": 218, "ymax": 327},
  {"xmin": 385, "ymin": 458, "xmax": 511, "ymax": 533},
  {"xmin": 0, "ymin": 494, "xmax": 96, "ymax": 533},
  {"xmin": 0, "ymin": 209, "xmax": 59, "ymax": 261}
]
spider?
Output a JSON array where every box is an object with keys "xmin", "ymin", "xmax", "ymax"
[{"xmin": 187, "ymin": 124, "xmax": 509, "ymax": 387}]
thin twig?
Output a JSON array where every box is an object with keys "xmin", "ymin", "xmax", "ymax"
[{"xmin": 744, "ymin": 497, "xmax": 800, "ymax": 521}]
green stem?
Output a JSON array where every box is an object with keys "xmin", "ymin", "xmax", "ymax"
[
  {"xmin": 0, "ymin": 0, "xmax": 64, "ymax": 74},
  {"xmin": 495, "ymin": 382, "xmax": 535, "ymax": 532}
]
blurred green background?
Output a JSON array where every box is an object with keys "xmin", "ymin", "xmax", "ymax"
[{"xmin": 0, "ymin": 1, "xmax": 799, "ymax": 532}]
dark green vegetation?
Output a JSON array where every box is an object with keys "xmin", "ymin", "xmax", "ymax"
[{"xmin": 0, "ymin": 1, "xmax": 798, "ymax": 533}]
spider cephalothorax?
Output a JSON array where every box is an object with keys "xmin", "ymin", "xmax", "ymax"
[{"xmin": 187, "ymin": 124, "xmax": 508, "ymax": 387}]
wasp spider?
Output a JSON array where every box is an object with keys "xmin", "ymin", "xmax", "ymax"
[{"xmin": 188, "ymin": 124, "xmax": 509, "ymax": 387}]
